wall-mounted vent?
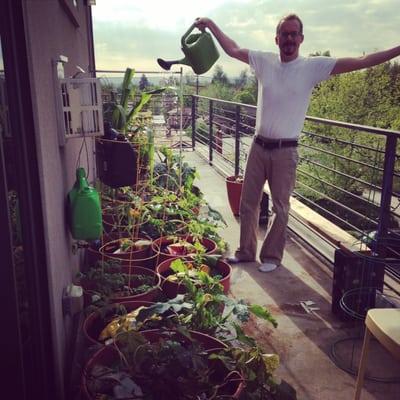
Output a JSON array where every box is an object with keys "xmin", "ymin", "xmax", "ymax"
[{"xmin": 58, "ymin": 78, "xmax": 103, "ymax": 139}]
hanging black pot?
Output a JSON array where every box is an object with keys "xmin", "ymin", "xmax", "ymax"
[{"xmin": 95, "ymin": 133, "xmax": 138, "ymax": 189}]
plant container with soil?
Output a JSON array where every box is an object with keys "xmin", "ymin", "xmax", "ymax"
[
  {"xmin": 156, "ymin": 255, "xmax": 231, "ymax": 298},
  {"xmin": 83, "ymin": 300, "xmax": 155, "ymax": 346},
  {"xmin": 98, "ymin": 237, "xmax": 159, "ymax": 269},
  {"xmin": 151, "ymin": 234, "xmax": 217, "ymax": 264},
  {"xmin": 81, "ymin": 328, "xmax": 244, "ymax": 400},
  {"xmin": 226, "ymin": 175, "xmax": 243, "ymax": 216},
  {"xmin": 78, "ymin": 263, "xmax": 161, "ymax": 305}
]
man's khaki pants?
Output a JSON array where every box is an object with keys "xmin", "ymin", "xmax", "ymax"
[{"xmin": 234, "ymin": 140, "xmax": 299, "ymax": 264}]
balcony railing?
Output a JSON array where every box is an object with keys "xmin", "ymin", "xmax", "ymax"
[
  {"xmin": 98, "ymin": 84, "xmax": 400, "ymax": 283},
  {"xmin": 189, "ymin": 94, "xmax": 400, "ymax": 283}
]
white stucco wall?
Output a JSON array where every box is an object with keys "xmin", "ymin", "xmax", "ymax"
[{"xmin": 23, "ymin": 1, "xmax": 96, "ymax": 397}]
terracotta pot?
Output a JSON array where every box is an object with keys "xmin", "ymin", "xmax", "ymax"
[
  {"xmin": 80, "ymin": 265, "xmax": 161, "ymax": 305},
  {"xmin": 226, "ymin": 175, "xmax": 243, "ymax": 216},
  {"xmin": 82, "ymin": 329, "xmax": 244, "ymax": 400},
  {"xmin": 156, "ymin": 257, "xmax": 232, "ymax": 298},
  {"xmin": 152, "ymin": 235, "xmax": 217, "ymax": 264},
  {"xmin": 83, "ymin": 300, "xmax": 154, "ymax": 346}
]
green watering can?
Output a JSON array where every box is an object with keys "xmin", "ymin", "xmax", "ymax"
[
  {"xmin": 157, "ymin": 23, "xmax": 219, "ymax": 75},
  {"xmin": 68, "ymin": 167, "xmax": 102, "ymax": 241}
]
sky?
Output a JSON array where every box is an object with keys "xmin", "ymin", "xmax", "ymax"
[{"xmin": 92, "ymin": 0, "xmax": 400, "ymax": 79}]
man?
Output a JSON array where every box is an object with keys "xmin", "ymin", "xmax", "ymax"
[{"xmin": 195, "ymin": 15, "xmax": 400, "ymax": 272}]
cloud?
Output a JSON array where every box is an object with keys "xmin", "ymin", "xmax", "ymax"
[{"xmin": 93, "ymin": 0, "xmax": 400, "ymax": 77}]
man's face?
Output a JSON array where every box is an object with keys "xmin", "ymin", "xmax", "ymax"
[{"xmin": 275, "ymin": 19, "xmax": 304, "ymax": 60}]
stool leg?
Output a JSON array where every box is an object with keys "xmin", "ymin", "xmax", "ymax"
[{"xmin": 354, "ymin": 328, "xmax": 372, "ymax": 400}]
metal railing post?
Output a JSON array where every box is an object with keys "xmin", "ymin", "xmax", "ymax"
[
  {"xmin": 209, "ymin": 99, "xmax": 213, "ymax": 165},
  {"xmin": 191, "ymin": 95, "xmax": 196, "ymax": 149},
  {"xmin": 235, "ymin": 104, "xmax": 241, "ymax": 176},
  {"xmin": 375, "ymin": 135, "xmax": 397, "ymax": 254}
]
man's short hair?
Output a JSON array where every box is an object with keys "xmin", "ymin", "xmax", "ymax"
[{"xmin": 276, "ymin": 14, "xmax": 303, "ymax": 35}]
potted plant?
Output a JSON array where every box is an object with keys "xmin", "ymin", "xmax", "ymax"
[
  {"xmin": 226, "ymin": 175, "xmax": 243, "ymax": 216},
  {"xmin": 97, "ymin": 67, "xmax": 165, "ymax": 188},
  {"xmin": 98, "ymin": 237, "xmax": 159, "ymax": 269},
  {"xmin": 83, "ymin": 300, "xmax": 156, "ymax": 346},
  {"xmin": 152, "ymin": 234, "xmax": 217, "ymax": 264},
  {"xmin": 102, "ymin": 196, "xmax": 148, "ymax": 237},
  {"xmin": 83, "ymin": 267, "xmax": 278, "ymax": 344},
  {"xmin": 156, "ymin": 254, "xmax": 232, "ymax": 298},
  {"xmin": 77, "ymin": 260, "xmax": 161, "ymax": 305},
  {"xmin": 82, "ymin": 328, "xmax": 244, "ymax": 400}
]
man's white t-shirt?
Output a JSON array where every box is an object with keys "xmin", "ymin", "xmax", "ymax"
[{"xmin": 249, "ymin": 51, "xmax": 337, "ymax": 140}]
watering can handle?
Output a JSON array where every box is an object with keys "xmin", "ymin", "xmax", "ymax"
[
  {"xmin": 181, "ymin": 23, "xmax": 197, "ymax": 47},
  {"xmin": 76, "ymin": 167, "xmax": 88, "ymax": 191}
]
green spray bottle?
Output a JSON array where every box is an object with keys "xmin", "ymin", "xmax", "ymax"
[{"xmin": 68, "ymin": 167, "xmax": 102, "ymax": 240}]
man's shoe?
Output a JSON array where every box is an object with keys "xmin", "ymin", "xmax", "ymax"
[{"xmin": 258, "ymin": 262, "xmax": 278, "ymax": 272}]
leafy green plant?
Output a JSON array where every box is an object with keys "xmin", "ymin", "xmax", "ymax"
[
  {"xmin": 85, "ymin": 264, "xmax": 285, "ymax": 398},
  {"xmin": 78, "ymin": 261, "xmax": 155, "ymax": 301},
  {"xmin": 211, "ymin": 344, "xmax": 297, "ymax": 400},
  {"xmin": 103, "ymin": 67, "xmax": 165, "ymax": 133},
  {"xmin": 86, "ymin": 329, "xmax": 243, "ymax": 400},
  {"xmin": 96, "ymin": 267, "xmax": 277, "ymax": 343}
]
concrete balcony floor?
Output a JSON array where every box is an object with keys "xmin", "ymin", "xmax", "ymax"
[{"xmin": 183, "ymin": 149, "xmax": 400, "ymax": 400}]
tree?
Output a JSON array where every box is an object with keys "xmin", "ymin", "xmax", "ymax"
[
  {"xmin": 211, "ymin": 65, "xmax": 229, "ymax": 85},
  {"xmin": 139, "ymin": 74, "xmax": 150, "ymax": 91},
  {"xmin": 296, "ymin": 62, "xmax": 400, "ymax": 231},
  {"xmin": 234, "ymin": 69, "xmax": 248, "ymax": 88},
  {"xmin": 233, "ymin": 89, "xmax": 256, "ymax": 105}
]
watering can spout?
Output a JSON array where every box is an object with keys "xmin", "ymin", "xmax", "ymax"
[
  {"xmin": 157, "ymin": 23, "xmax": 219, "ymax": 75},
  {"xmin": 157, "ymin": 57, "xmax": 191, "ymax": 71}
]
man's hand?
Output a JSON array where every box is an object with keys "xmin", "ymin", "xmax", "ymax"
[
  {"xmin": 194, "ymin": 17, "xmax": 210, "ymax": 32},
  {"xmin": 193, "ymin": 17, "xmax": 249, "ymax": 64}
]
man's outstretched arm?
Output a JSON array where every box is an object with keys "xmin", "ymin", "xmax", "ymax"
[
  {"xmin": 331, "ymin": 45, "xmax": 400, "ymax": 75},
  {"xmin": 195, "ymin": 18, "xmax": 249, "ymax": 64}
]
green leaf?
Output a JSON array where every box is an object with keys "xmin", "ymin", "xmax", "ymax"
[
  {"xmin": 201, "ymin": 254, "xmax": 221, "ymax": 267},
  {"xmin": 112, "ymin": 104, "xmax": 127, "ymax": 130},
  {"xmin": 144, "ymin": 88, "xmax": 166, "ymax": 95},
  {"xmin": 170, "ymin": 258, "xmax": 188, "ymax": 273},
  {"xmin": 234, "ymin": 323, "xmax": 257, "ymax": 347},
  {"xmin": 249, "ymin": 304, "xmax": 278, "ymax": 328}
]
